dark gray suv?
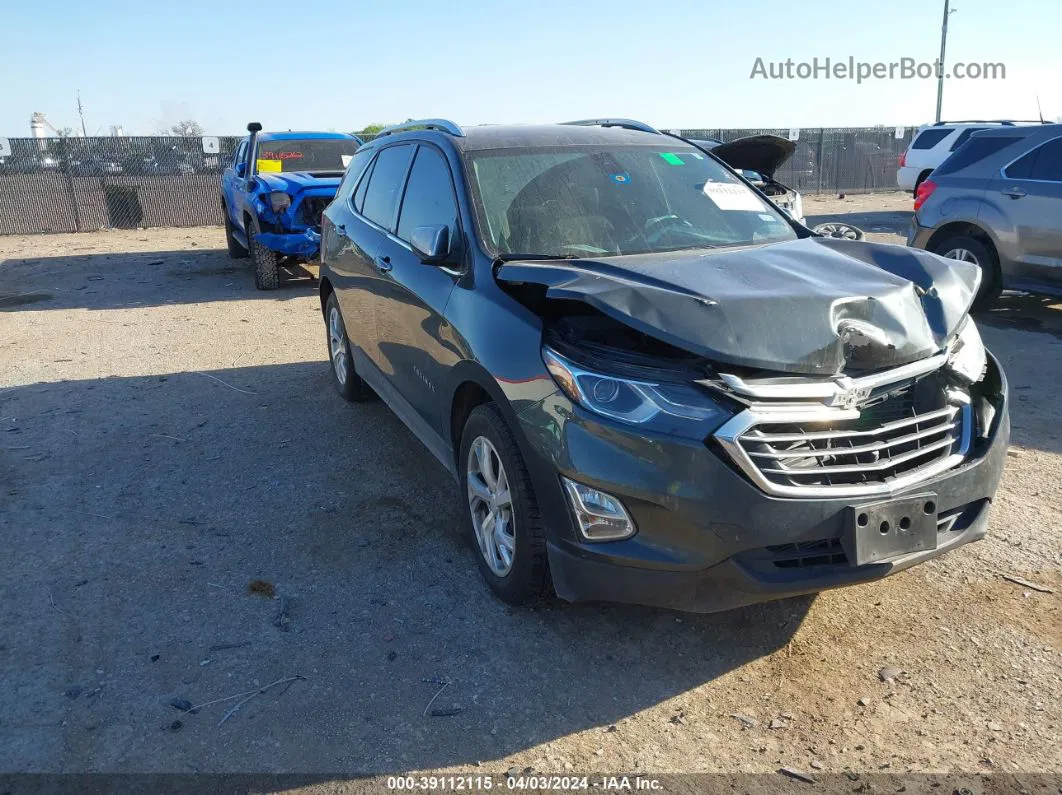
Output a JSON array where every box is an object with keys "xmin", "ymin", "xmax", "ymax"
[
  {"xmin": 319, "ymin": 118, "xmax": 1009, "ymax": 613},
  {"xmin": 908, "ymin": 123, "xmax": 1062, "ymax": 309}
]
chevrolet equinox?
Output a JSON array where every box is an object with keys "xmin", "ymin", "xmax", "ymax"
[{"xmin": 318, "ymin": 118, "xmax": 1009, "ymax": 613}]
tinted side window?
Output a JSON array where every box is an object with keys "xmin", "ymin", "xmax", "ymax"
[
  {"xmin": 911, "ymin": 129, "xmax": 953, "ymax": 150},
  {"xmin": 336, "ymin": 148, "xmax": 374, "ymax": 203},
  {"xmin": 949, "ymin": 127, "xmax": 987, "ymax": 151},
  {"xmin": 1029, "ymin": 138, "xmax": 1062, "ymax": 181},
  {"xmin": 361, "ymin": 144, "xmax": 415, "ymax": 230},
  {"xmin": 353, "ymin": 156, "xmax": 376, "ymax": 212},
  {"xmin": 396, "ymin": 146, "xmax": 459, "ymax": 243},
  {"xmin": 1005, "ymin": 148, "xmax": 1039, "ymax": 180},
  {"xmin": 935, "ymin": 137, "xmax": 1022, "ymax": 176},
  {"xmin": 233, "ymin": 141, "xmax": 247, "ymax": 166}
]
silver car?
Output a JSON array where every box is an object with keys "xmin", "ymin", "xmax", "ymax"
[{"xmin": 908, "ymin": 123, "xmax": 1062, "ymax": 309}]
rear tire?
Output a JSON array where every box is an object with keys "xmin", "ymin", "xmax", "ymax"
[
  {"xmin": 459, "ymin": 404, "xmax": 550, "ymax": 606},
  {"xmin": 324, "ymin": 292, "xmax": 373, "ymax": 402},
  {"xmin": 930, "ymin": 234, "xmax": 1001, "ymax": 312},
  {"xmin": 223, "ymin": 203, "xmax": 248, "ymax": 259},
  {"xmin": 248, "ymin": 216, "xmax": 280, "ymax": 290}
]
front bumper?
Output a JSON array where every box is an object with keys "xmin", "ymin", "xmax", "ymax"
[{"xmin": 516, "ymin": 355, "xmax": 1009, "ymax": 613}]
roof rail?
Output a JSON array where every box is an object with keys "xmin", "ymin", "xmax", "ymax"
[
  {"xmin": 376, "ymin": 119, "xmax": 465, "ymax": 138},
  {"xmin": 561, "ymin": 118, "xmax": 661, "ymax": 135},
  {"xmin": 932, "ymin": 119, "xmax": 1047, "ymax": 126}
]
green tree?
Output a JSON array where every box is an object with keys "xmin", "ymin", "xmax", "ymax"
[{"xmin": 355, "ymin": 123, "xmax": 389, "ymax": 137}]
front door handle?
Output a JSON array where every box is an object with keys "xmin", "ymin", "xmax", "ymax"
[
  {"xmin": 374, "ymin": 255, "xmax": 392, "ymax": 273},
  {"xmin": 1002, "ymin": 186, "xmax": 1026, "ymax": 199}
]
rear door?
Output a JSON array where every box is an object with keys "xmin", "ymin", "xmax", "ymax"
[
  {"xmin": 993, "ymin": 135, "xmax": 1062, "ymax": 282},
  {"xmin": 321, "ymin": 146, "xmax": 379, "ymax": 354},
  {"xmin": 370, "ymin": 143, "xmax": 463, "ymax": 451},
  {"xmin": 331, "ymin": 143, "xmax": 416, "ymax": 381}
]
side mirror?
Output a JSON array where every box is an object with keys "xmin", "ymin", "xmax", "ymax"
[
  {"xmin": 409, "ymin": 225, "xmax": 450, "ymax": 263},
  {"xmin": 235, "ymin": 162, "xmax": 247, "ymax": 178}
]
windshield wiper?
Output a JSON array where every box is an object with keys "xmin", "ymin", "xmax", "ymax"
[{"xmin": 492, "ymin": 252, "xmax": 583, "ymax": 263}]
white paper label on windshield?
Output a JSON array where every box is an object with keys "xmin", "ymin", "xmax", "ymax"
[
  {"xmin": 341, "ymin": 155, "xmax": 353, "ymax": 167},
  {"xmin": 703, "ymin": 181, "xmax": 765, "ymax": 212}
]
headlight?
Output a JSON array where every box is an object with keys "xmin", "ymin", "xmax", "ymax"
[
  {"xmin": 542, "ymin": 346, "xmax": 729, "ymax": 435},
  {"xmin": 947, "ymin": 317, "xmax": 987, "ymax": 385},
  {"xmin": 269, "ymin": 192, "xmax": 292, "ymax": 213}
]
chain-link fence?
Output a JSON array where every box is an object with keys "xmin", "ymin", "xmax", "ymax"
[
  {"xmin": 0, "ymin": 135, "xmax": 240, "ymax": 235},
  {"xmin": 0, "ymin": 127, "xmax": 914, "ymax": 236}
]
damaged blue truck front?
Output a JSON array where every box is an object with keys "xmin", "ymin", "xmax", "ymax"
[{"xmin": 221, "ymin": 124, "xmax": 361, "ymax": 289}]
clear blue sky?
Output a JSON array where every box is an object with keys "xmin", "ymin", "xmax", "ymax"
[{"xmin": 5, "ymin": 0, "xmax": 1059, "ymax": 137}]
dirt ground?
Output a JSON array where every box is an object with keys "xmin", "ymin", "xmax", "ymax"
[{"xmin": 1, "ymin": 193, "xmax": 1060, "ymax": 787}]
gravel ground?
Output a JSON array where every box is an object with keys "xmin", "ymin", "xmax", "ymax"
[{"xmin": 1, "ymin": 195, "xmax": 1059, "ymax": 784}]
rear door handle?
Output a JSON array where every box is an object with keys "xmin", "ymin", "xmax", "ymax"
[
  {"xmin": 374, "ymin": 255, "xmax": 392, "ymax": 272},
  {"xmin": 1002, "ymin": 186, "xmax": 1026, "ymax": 199}
]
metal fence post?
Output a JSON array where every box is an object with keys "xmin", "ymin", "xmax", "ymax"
[
  {"xmin": 56, "ymin": 136, "xmax": 83, "ymax": 232},
  {"xmin": 815, "ymin": 129, "xmax": 825, "ymax": 195}
]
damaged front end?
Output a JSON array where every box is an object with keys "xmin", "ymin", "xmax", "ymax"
[
  {"xmin": 251, "ymin": 185, "xmax": 336, "ymax": 259},
  {"xmin": 501, "ymin": 238, "xmax": 1007, "ymax": 501}
]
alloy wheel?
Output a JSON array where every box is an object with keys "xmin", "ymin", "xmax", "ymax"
[
  {"xmin": 943, "ymin": 247, "xmax": 979, "ymax": 264},
  {"xmin": 328, "ymin": 306, "xmax": 348, "ymax": 385},
  {"xmin": 466, "ymin": 436, "xmax": 516, "ymax": 576},
  {"xmin": 813, "ymin": 222, "xmax": 863, "ymax": 240}
]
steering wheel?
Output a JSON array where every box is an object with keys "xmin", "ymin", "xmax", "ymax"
[{"xmin": 644, "ymin": 214, "xmax": 694, "ymax": 244}]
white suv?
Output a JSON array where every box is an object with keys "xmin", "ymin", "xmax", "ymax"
[{"xmin": 897, "ymin": 121, "xmax": 1043, "ymax": 193}]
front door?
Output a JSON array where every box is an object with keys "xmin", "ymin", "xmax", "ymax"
[{"xmin": 370, "ymin": 143, "xmax": 463, "ymax": 444}]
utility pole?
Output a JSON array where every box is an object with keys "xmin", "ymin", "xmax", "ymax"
[
  {"xmin": 934, "ymin": 0, "xmax": 956, "ymax": 123},
  {"xmin": 77, "ymin": 91, "xmax": 88, "ymax": 137}
]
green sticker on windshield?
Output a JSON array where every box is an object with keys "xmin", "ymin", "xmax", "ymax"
[{"xmin": 659, "ymin": 152, "xmax": 685, "ymax": 165}]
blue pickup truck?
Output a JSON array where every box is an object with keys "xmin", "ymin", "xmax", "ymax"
[{"xmin": 220, "ymin": 124, "xmax": 361, "ymax": 289}]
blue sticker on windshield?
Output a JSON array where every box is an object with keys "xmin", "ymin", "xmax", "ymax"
[{"xmin": 611, "ymin": 173, "xmax": 631, "ymax": 184}]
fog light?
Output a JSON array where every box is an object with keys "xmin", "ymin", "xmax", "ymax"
[
  {"xmin": 561, "ymin": 477, "xmax": 636, "ymax": 542},
  {"xmin": 269, "ymin": 191, "xmax": 291, "ymax": 213}
]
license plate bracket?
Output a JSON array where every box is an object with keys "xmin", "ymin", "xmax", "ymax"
[{"xmin": 842, "ymin": 493, "xmax": 938, "ymax": 566}]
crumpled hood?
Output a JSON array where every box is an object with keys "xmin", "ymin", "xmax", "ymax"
[
  {"xmin": 710, "ymin": 135, "xmax": 797, "ymax": 178},
  {"xmin": 496, "ymin": 238, "xmax": 980, "ymax": 375},
  {"xmin": 257, "ymin": 172, "xmax": 342, "ymax": 193}
]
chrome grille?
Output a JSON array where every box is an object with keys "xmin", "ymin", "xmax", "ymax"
[{"xmin": 714, "ymin": 376, "xmax": 973, "ymax": 498}]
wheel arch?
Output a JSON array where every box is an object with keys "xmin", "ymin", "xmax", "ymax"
[
  {"xmin": 925, "ymin": 221, "xmax": 1002, "ymax": 301},
  {"xmin": 319, "ymin": 274, "xmax": 335, "ymax": 314},
  {"xmin": 925, "ymin": 220, "xmax": 999, "ymax": 259},
  {"xmin": 447, "ymin": 363, "xmax": 510, "ymax": 468}
]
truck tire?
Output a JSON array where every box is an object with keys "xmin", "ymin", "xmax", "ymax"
[
  {"xmin": 223, "ymin": 203, "xmax": 248, "ymax": 259},
  {"xmin": 459, "ymin": 403, "xmax": 551, "ymax": 606},
  {"xmin": 325, "ymin": 292, "xmax": 374, "ymax": 402},
  {"xmin": 248, "ymin": 216, "xmax": 280, "ymax": 290}
]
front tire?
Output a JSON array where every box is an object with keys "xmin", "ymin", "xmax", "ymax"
[
  {"xmin": 460, "ymin": 404, "xmax": 550, "ymax": 605},
  {"xmin": 248, "ymin": 216, "xmax": 280, "ymax": 290},
  {"xmin": 930, "ymin": 234, "xmax": 1001, "ymax": 312},
  {"xmin": 324, "ymin": 292, "xmax": 373, "ymax": 402}
]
